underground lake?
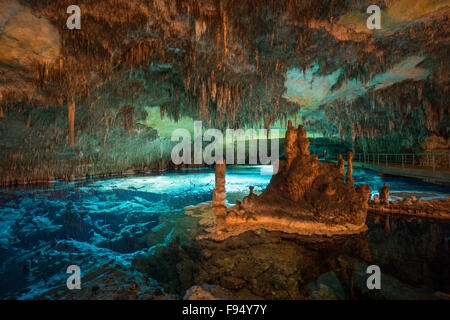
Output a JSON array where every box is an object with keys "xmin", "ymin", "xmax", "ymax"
[{"xmin": 0, "ymin": 165, "xmax": 448, "ymax": 300}]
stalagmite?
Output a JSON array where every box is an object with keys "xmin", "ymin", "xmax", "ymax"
[
  {"xmin": 284, "ymin": 120, "xmax": 298, "ymax": 167},
  {"xmin": 337, "ymin": 154, "xmax": 345, "ymax": 176},
  {"xmin": 379, "ymin": 183, "xmax": 390, "ymax": 205},
  {"xmin": 346, "ymin": 151, "xmax": 354, "ymax": 188},
  {"xmin": 212, "ymin": 159, "xmax": 226, "ymax": 212},
  {"xmin": 203, "ymin": 126, "xmax": 372, "ymax": 241},
  {"xmin": 297, "ymin": 124, "xmax": 310, "ymax": 155}
]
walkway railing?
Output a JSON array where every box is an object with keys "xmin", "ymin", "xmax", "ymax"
[{"xmin": 352, "ymin": 153, "xmax": 450, "ymax": 172}]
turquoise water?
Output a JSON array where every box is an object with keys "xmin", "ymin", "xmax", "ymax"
[{"xmin": 0, "ymin": 165, "xmax": 449, "ymax": 299}]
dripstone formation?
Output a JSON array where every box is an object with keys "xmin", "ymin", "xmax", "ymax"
[
  {"xmin": 204, "ymin": 122, "xmax": 372, "ymax": 239},
  {"xmin": 212, "ymin": 160, "xmax": 226, "ymax": 211},
  {"xmin": 237, "ymin": 121, "xmax": 371, "ymax": 225}
]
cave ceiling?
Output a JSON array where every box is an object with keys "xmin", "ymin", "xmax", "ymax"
[{"xmin": 0, "ymin": 0, "xmax": 448, "ymax": 139}]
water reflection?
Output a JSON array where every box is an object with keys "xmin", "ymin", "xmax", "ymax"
[{"xmin": 165, "ymin": 214, "xmax": 449, "ymax": 300}]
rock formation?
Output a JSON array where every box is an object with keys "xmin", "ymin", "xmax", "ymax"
[
  {"xmin": 181, "ymin": 231, "xmax": 371, "ymax": 300},
  {"xmin": 202, "ymin": 124, "xmax": 372, "ymax": 240},
  {"xmin": 364, "ymin": 182, "xmax": 450, "ymax": 220},
  {"xmin": 212, "ymin": 160, "xmax": 226, "ymax": 211},
  {"xmin": 368, "ymin": 192, "xmax": 450, "ymax": 220},
  {"xmin": 379, "ymin": 183, "xmax": 391, "ymax": 205},
  {"xmin": 346, "ymin": 151, "xmax": 354, "ymax": 188},
  {"xmin": 337, "ymin": 154, "xmax": 346, "ymax": 176}
]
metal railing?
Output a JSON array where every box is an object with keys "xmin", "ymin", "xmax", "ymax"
[{"xmin": 352, "ymin": 153, "xmax": 450, "ymax": 172}]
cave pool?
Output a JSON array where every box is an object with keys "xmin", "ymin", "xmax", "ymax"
[{"xmin": 0, "ymin": 165, "xmax": 449, "ymax": 299}]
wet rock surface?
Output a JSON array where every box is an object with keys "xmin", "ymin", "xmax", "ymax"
[
  {"xmin": 183, "ymin": 232, "xmax": 371, "ymax": 300},
  {"xmin": 184, "ymin": 284, "xmax": 240, "ymax": 300},
  {"xmin": 34, "ymin": 260, "xmax": 171, "ymax": 300}
]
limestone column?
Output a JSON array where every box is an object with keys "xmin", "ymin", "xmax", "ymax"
[
  {"xmin": 379, "ymin": 183, "xmax": 390, "ymax": 205},
  {"xmin": 284, "ymin": 120, "xmax": 298, "ymax": 168},
  {"xmin": 212, "ymin": 159, "xmax": 226, "ymax": 208},
  {"xmin": 297, "ymin": 125, "xmax": 310, "ymax": 156},
  {"xmin": 356, "ymin": 184, "xmax": 371, "ymax": 208},
  {"xmin": 346, "ymin": 151, "xmax": 354, "ymax": 188},
  {"xmin": 337, "ymin": 154, "xmax": 345, "ymax": 176}
]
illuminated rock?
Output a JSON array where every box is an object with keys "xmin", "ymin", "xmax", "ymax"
[
  {"xmin": 0, "ymin": 0, "xmax": 60, "ymax": 68},
  {"xmin": 212, "ymin": 160, "xmax": 226, "ymax": 210},
  {"xmin": 373, "ymin": 194, "xmax": 380, "ymax": 203},
  {"xmin": 184, "ymin": 285, "xmax": 236, "ymax": 300},
  {"xmin": 337, "ymin": 154, "xmax": 345, "ymax": 176},
  {"xmin": 297, "ymin": 124, "xmax": 310, "ymax": 155},
  {"xmin": 369, "ymin": 195, "xmax": 450, "ymax": 220},
  {"xmin": 379, "ymin": 183, "xmax": 390, "ymax": 205},
  {"xmin": 346, "ymin": 151, "xmax": 354, "ymax": 188},
  {"xmin": 284, "ymin": 120, "xmax": 299, "ymax": 168},
  {"xmin": 203, "ymin": 126, "xmax": 371, "ymax": 240}
]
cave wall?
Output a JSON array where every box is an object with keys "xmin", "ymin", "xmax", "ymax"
[{"xmin": 0, "ymin": 96, "xmax": 177, "ymax": 185}]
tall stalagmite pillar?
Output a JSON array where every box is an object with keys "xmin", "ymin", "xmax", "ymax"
[
  {"xmin": 284, "ymin": 120, "xmax": 298, "ymax": 168},
  {"xmin": 346, "ymin": 151, "xmax": 354, "ymax": 188},
  {"xmin": 379, "ymin": 183, "xmax": 390, "ymax": 205},
  {"xmin": 297, "ymin": 125, "xmax": 310, "ymax": 156},
  {"xmin": 212, "ymin": 159, "xmax": 226, "ymax": 209},
  {"xmin": 337, "ymin": 154, "xmax": 345, "ymax": 176},
  {"xmin": 68, "ymin": 96, "xmax": 75, "ymax": 146}
]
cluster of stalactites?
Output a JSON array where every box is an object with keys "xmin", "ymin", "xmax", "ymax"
[
  {"xmin": 315, "ymin": 78, "xmax": 448, "ymax": 149},
  {"xmin": 4, "ymin": 0, "xmax": 446, "ymax": 137}
]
